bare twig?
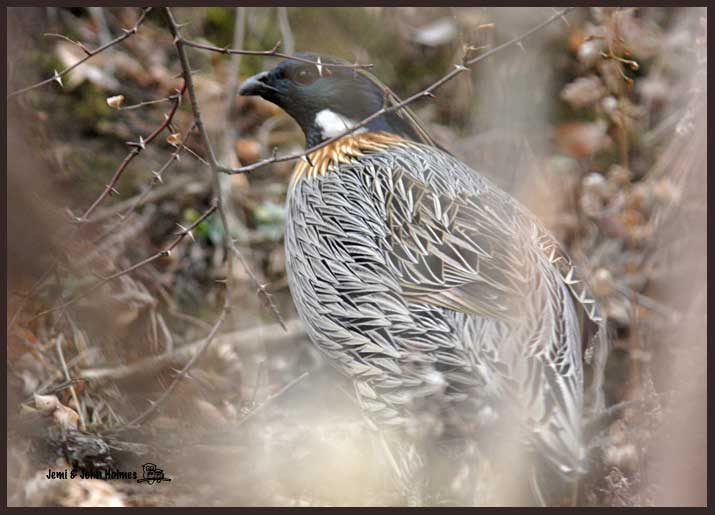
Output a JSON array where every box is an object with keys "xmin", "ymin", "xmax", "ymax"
[
  {"xmin": 91, "ymin": 175, "xmax": 204, "ymax": 226},
  {"xmin": 613, "ymin": 283, "xmax": 681, "ymax": 323},
  {"xmin": 32, "ymin": 203, "xmax": 218, "ymax": 320},
  {"xmin": 117, "ymin": 95, "xmax": 179, "ymax": 111},
  {"xmin": 118, "ymin": 306, "xmax": 227, "ymax": 429},
  {"xmin": 79, "ymin": 318, "xmax": 305, "ymax": 385},
  {"xmin": 55, "ymin": 333, "xmax": 87, "ymax": 431},
  {"xmin": 215, "ymin": 7, "xmax": 576, "ymax": 175},
  {"xmin": 7, "ymin": 7, "xmax": 152, "ymax": 99},
  {"xmin": 76, "ymin": 82, "xmax": 187, "ymax": 223},
  {"xmin": 90, "ymin": 121, "xmax": 198, "ymax": 243},
  {"xmin": 235, "ymin": 371, "xmax": 310, "ymax": 429},
  {"xmin": 182, "ymin": 39, "xmax": 372, "ymax": 69},
  {"xmin": 43, "ymin": 32, "xmax": 91, "ymax": 55},
  {"xmin": 94, "ymin": 202, "xmax": 216, "ymax": 283}
]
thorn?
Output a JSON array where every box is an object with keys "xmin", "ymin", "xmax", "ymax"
[
  {"xmin": 423, "ymin": 91, "xmax": 435, "ymax": 99},
  {"xmin": 620, "ymin": 58, "xmax": 639, "ymax": 71},
  {"xmin": 52, "ymin": 70, "xmax": 63, "ymax": 88},
  {"xmin": 161, "ymin": 250, "xmax": 171, "ymax": 257},
  {"xmin": 316, "ymin": 56, "xmax": 323, "ymax": 77},
  {"xmin": 271, "ymin": 147, "xmax": 278, "ymax": 159},
  {"xmin": 302, "ymin": 154, "xmax": 314, "ymax": 167},
  {"xmin": 126, "ymin": 136, "xmax": 146, "ymax": 150},
  {"xmin": 152, "ymin": 170, "xmax": 163, "ymax": 184},
  {"xmin": 175, "ymin": 20, "xmax": 191, "ymax": 29},
  {"xmin": 222, "ymin": 45, "xmax": 231, "ymax": 54},
  {"xmin": 553, "ymin": 8, "xmax": 570, "ymax": 27},
  {"xmin": 516, "ymin": 41, "xmax": 526, "ymax": 53},
  {"xmin": 107, "ymin": 186, "xmax": 120, "ymax": 196},
  {"xmin": 176, "ymin": 224, "xmax": 195, "ymax": 242},
  {"xmin": 454, "ymin": 64, "xmax": 469, "ymax": 72},
  {"xmin": 564, "ymin": 267, "xmax": 575, "ymax": 284}
]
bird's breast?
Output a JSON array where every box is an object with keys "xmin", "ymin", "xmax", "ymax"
[{"xmin": 288, "ymin": 131, "xmax": 408, "ymax": 192}]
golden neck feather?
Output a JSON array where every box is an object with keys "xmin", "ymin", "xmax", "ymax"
[{"xmin": 289, "ymin": 131, "xmax": 407, "ymax": 190}]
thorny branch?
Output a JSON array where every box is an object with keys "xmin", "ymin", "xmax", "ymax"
[
  {"xmin": 211, "ymin": 7, "xmax": 575, "ymax": 175},
  {"xmin": 181, "ymin": 39, "xmax": 372, "ymax": 69},
  {"xmin": 89, "ymin": 121, "xmax": 198, "ymax": 247},
  {"xmin": 32, "ymin": 203, "xmax": 218, "ymax": 320},
  {"xmin": 116, "ymin": 302, "xmax": 227, "ymax": 430},
  {"xmin": 76, "ymin": 82, "xmax": 187, "ymax": 224},
  {"xmin": 7, "ymin": 7, "xmax": 152, "ymax": 99},
  {"xmin": 165, "ymin": 7, "xmax": 286, "ymax": 329}
]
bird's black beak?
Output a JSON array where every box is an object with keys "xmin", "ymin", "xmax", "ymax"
[{"xmin": 238, "ymin": 71, "xmax": 276, "ymax": 97}]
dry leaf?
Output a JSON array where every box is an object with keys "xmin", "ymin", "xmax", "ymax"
[{"xmin": 106, "ymin": 95, "xmax": 125, "ymax": 109}]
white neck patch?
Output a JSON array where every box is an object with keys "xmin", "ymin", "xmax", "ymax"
[{"xmin": 314, "ymin": 109, "xmax": 367, "ymax": 139}]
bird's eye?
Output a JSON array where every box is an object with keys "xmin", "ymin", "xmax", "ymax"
[{"xmin": 292, "ymin": 66, "xmax": 319, "ymax": 86}]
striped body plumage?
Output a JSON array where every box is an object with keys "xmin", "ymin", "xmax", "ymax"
[
  {"xmin": 239, "ymin": 54, "xmax": 607, "ymax": 504},
  {"xmin": 285, "ymin": 133, "xmax": 605, "ymax": 485}
]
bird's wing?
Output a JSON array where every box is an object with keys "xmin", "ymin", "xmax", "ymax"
[
  {"xmin": 380, "ymin": 158, "xmax": 530, "ymax": 322},
  {"xmin": 377, "ymin": 146, "xmax": 603, "ymax": 328}
]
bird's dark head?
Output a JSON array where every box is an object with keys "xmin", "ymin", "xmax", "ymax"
[{"xmin": 239, "ymin": 53, "xmax": 434, "ymax": 147}]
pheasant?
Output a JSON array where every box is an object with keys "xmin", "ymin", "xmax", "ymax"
[{"xmin": 239, "ymin": 54, "xmax": 607, "ymax": 505}]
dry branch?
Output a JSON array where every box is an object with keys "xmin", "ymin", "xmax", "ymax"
[
  {"xmin": 77, "ymin": 83, "xmax": 187, "ymax": 223},
  {"xmin": 181, "ymin": 39, "xmax": 372, "ymax": 69},
  {"xmin": 7, "ymin": 7, "xmax": 152, "ymax": 99},
  {"xmin": 32, "ymin": 202, "xmax": 218, "ymax": 320}
]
